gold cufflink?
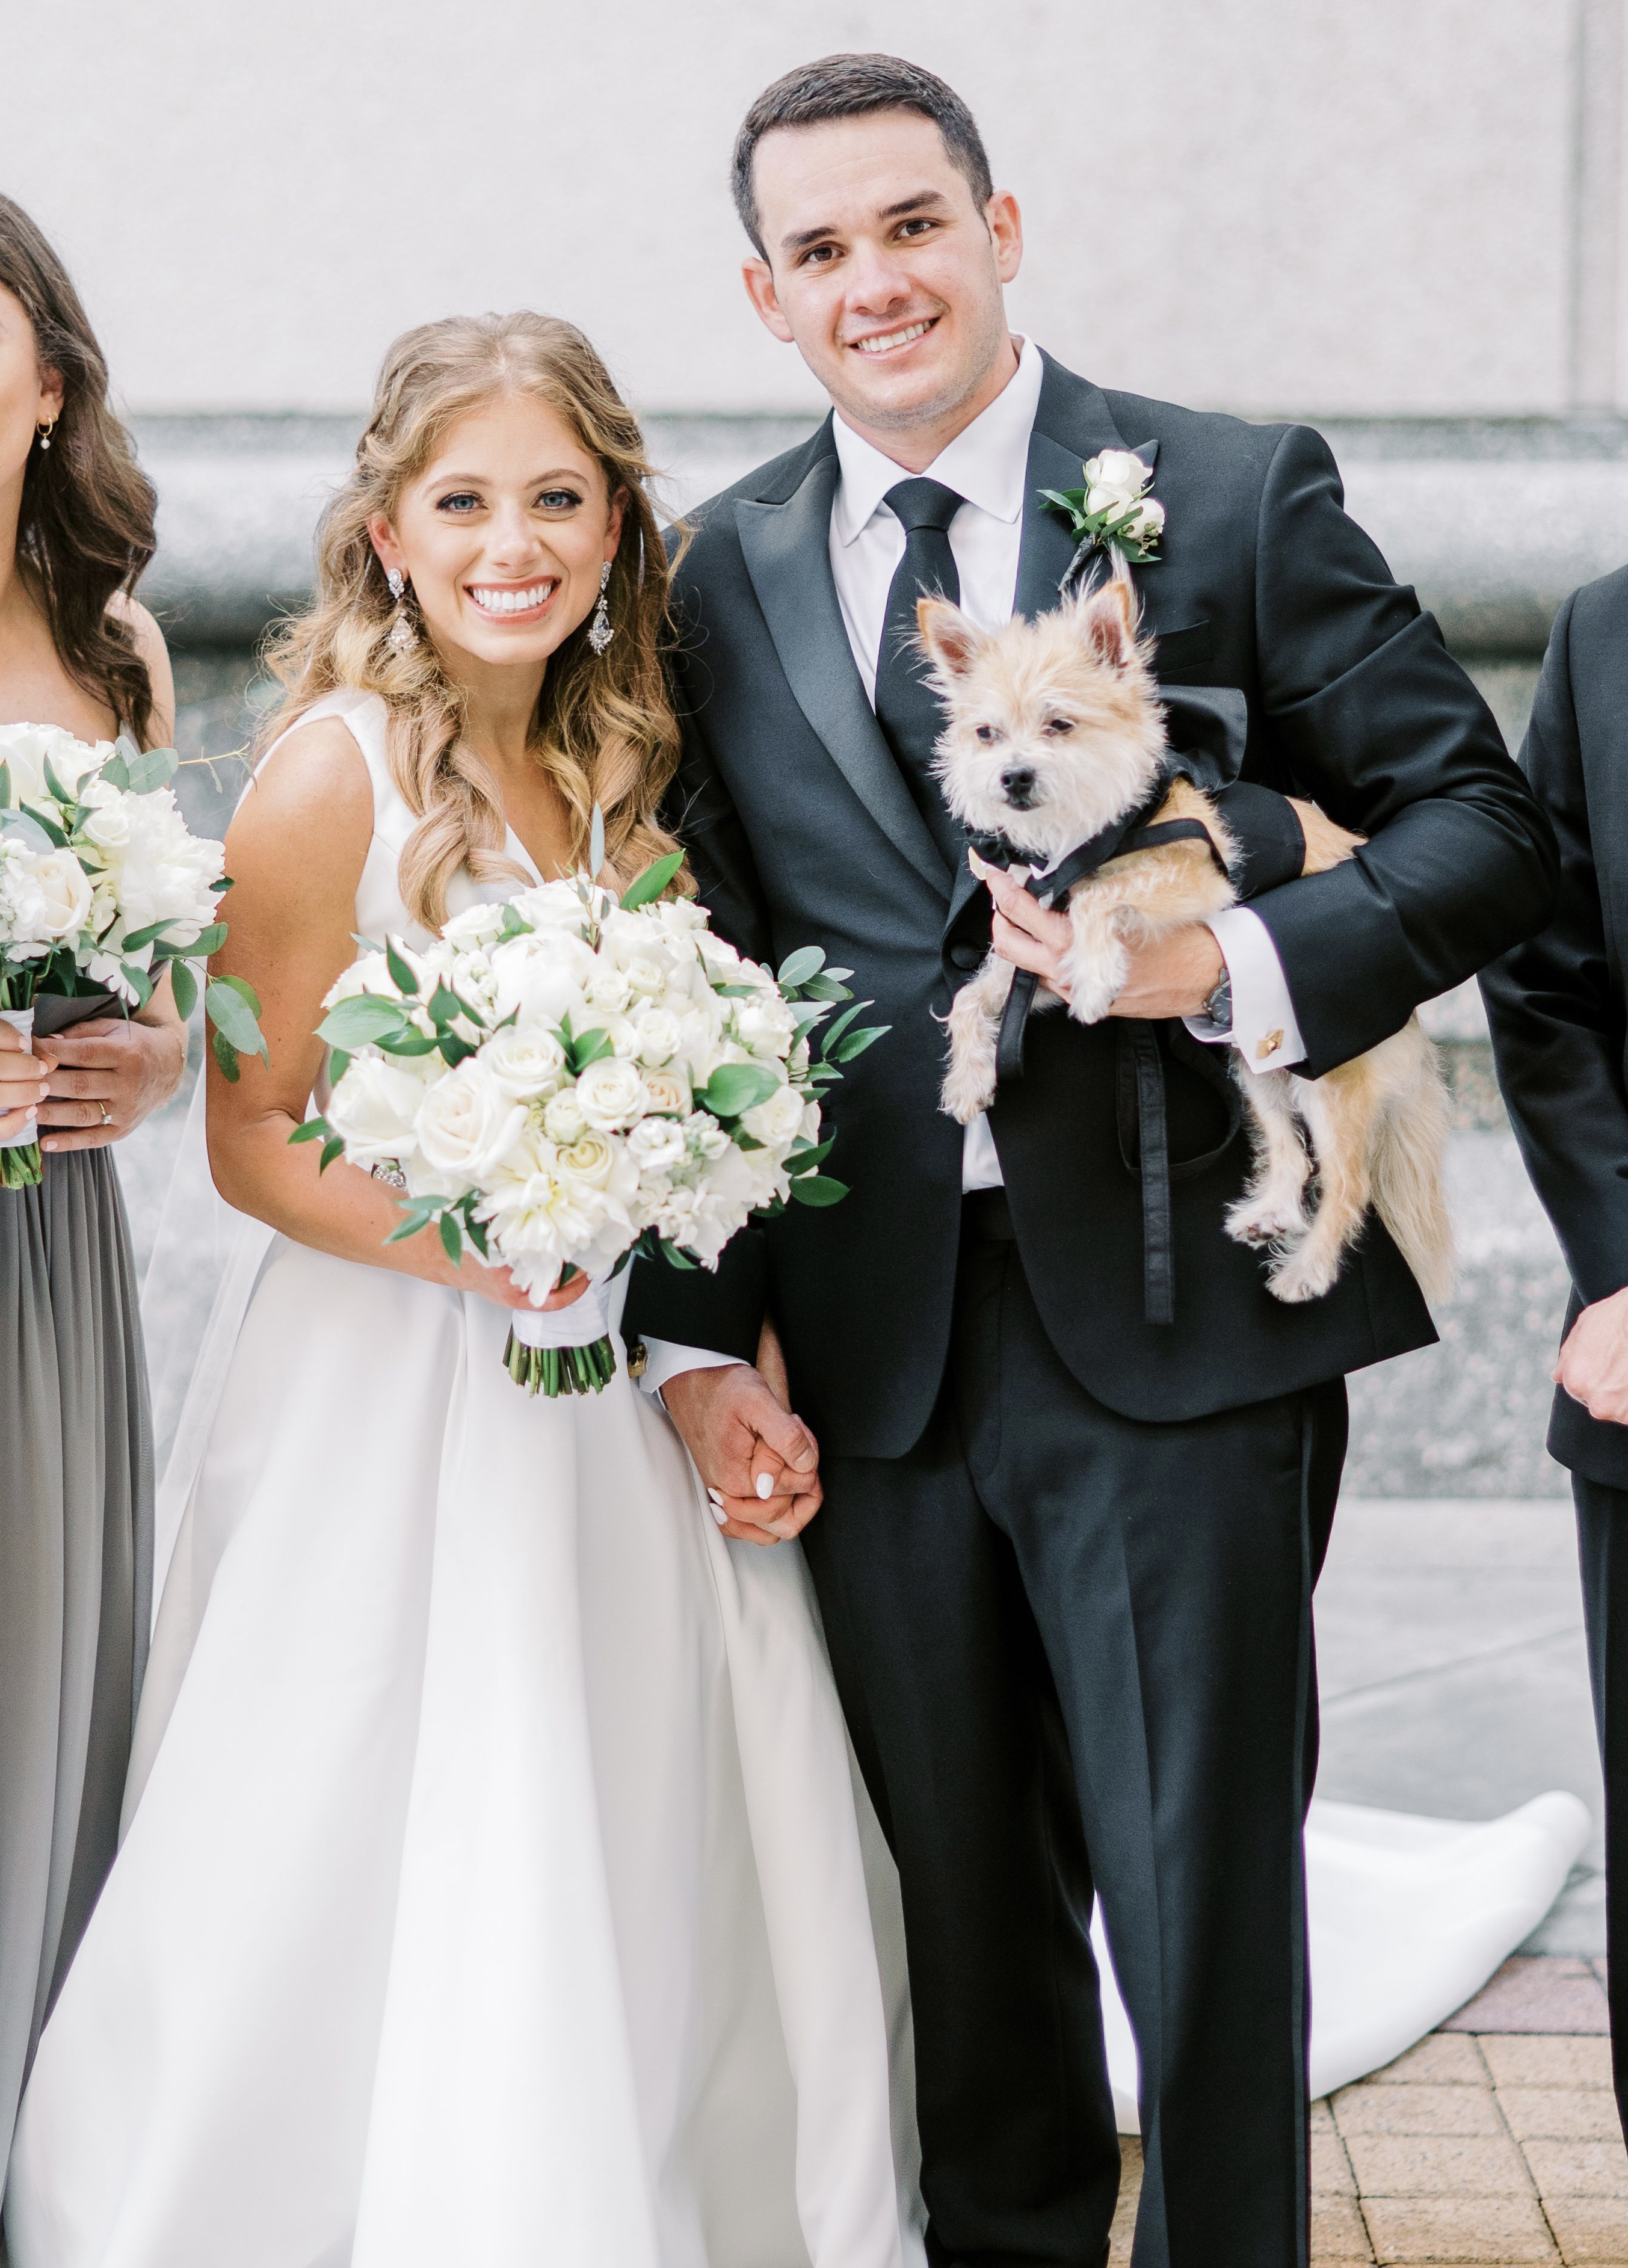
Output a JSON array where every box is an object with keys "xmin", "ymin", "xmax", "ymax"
[{"xmin": 1256, "ymin": 1030, "xmax": 1283, "ymax": 1061}]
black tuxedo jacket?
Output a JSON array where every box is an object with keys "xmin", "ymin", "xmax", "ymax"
[
  {"xmin": 1481, "ymin": 567, "xmax": 1628, "ymax": 1488},
  {"xmin": 624, "ymin": 351, "xmax": 1556, "ymax": 1459}
]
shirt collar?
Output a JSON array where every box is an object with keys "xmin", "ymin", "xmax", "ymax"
[{"xmin": 830, "ymin": 334, "xmax": 1046, "ymax": 547}]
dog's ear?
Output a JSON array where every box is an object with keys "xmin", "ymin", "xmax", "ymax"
[
  {"xmin": 916, "ymin": 596, "xmax": 987, "ymax": 679},
  {"xmin": 1073, "ymin": 570, "xmax": 1141, "ymax": 671}
]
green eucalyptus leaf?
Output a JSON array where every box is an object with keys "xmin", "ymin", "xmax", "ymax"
[
  {"xmin": 777, "ymin": 944, "xmax": 824, "ymax": 989},
  {"xmin": 819, "ymin": 1000, "xmax": 865, "ymax": 1055},
  {"xmin": 120, "ymin": 743, "xmax": 179, "ymax": 794},
  {"xmin": 796, "ymin": 973, "xmax": 851, "ymax": 1002},
  {"xmin": 21, "ymin": 803, "xmax": 67, "ymax": 849},
  {"xmin": 786, "ymin": 1136, "xmax": 835, "ymax": 1171},
  {"xmin": 659, "ymin": 1239, "xmax": 699, "ymax": 1270},
  {"xmin": 316, "ymin": 993, "xmax": 407, "ymax": 1049},
  {"xmin": 212, "ymin": 1029, "xmax": 241, "ymax": 1083},
  {"xmin": 618, "ymin": 849, "xmax": 685, "ymax": 912},
  {"xmin": 206, "ymin": 976, "xmax": 269, "ymax": 1061},
  {"xmin": 439, "ymin": 1210, "xmax": 464, "ymax": 1265},
  {"xmin": 696, "ymin": 1061, "xmax": 779, "ymax": 1119},
  {"xmin": 120, "ymin": 917, "xmax": 179, "ymax": 952},
  {"xmin": 168, "ymin": 958, "xmax": 197, "ymax": 1022},
  {"xmin": 97, "ymin": 751, "xmax": 130, "ymax": 792},
  {"xmin": 327, "ymin": 1047, "xmax": 352, "ymax": 1085},
  {"xmin": 190, "ymin": 922, "xmax": 227, "ymax": 956},
  {"xmin": 383, "ymin": 1028, "xmax": 439, "ymax": 1058},
  {"xmin": 120, "ymin": 961, "xmax": 155, "ymax": 1009},
  {"xmin": 287, "ymin": 1117, "xmax": 331, "ymax": 1145},
  {"xmin": 830, "ymin": 1022, "xmax": 889, "ymax": 1062},
  {"xmin": 319, "ymin": 1136, "xmax": 345, "ymax": 1174},
  {"xmin": 788, "ymin": 1174, "xmax": 849, "ymax": 1207}
]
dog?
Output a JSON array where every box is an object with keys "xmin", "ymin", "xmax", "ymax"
[{"xmin": 919, "ymin": 573, "xmax": 1454, "ymax": 1307}]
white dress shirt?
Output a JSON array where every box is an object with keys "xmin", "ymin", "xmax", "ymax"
[{"xmin": 639, "ymin": 339, "xmax": 1304, "ymax": 1395}]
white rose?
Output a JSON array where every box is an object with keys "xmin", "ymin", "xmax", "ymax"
[
  {"xmin": 739, "ymin": 1080, "xmax": 806, "ymax": 1149},
  {"xmin": 325, "ymin": 1057, "xmax": 428, "ymax": 1166},
  {"xmin": 543, "ymin": 1087, "xmax": 588, "ymax": 1144},
  {"xmin": 641, "ymin": 1066, "xmax": 691, "ymax": 1117},
  {"xmin": 574, "ymin": 1054, "xmax": 647, "ymax": 1132},
  {"xmin": 1122, "ymin": 496, "xmax": 1166, "ymax": 544},
  {"xmin": 482, "ymin": 1023, "xmax": 566, "ymax": 1102},
  {"xmin": 21, "ymin": 848, "xmax": 93, "ymax": 941},
  {"xmin": 440, "ymin": 899, "xmax": 508, "ymax": 950},
  {"xmin": 585, "ymin": 965, "xmax": 632, "ymax": 1015},
  {"xmin": 79, "ymin": 783, "xmax": 133, "ymax": 852},
  {"xmin": 508, "ymin": 879, "xmax": 589, "ymax": 933},
  {"xmin": 734, "ymin": 993, "xmax": 797, "ymax": 1058},
  {"xmin": 554, "ymin": 1131, "xmax": 617, "ymax": 1190},
  {"xmin": 800, "ymin": 1099, "xmax": 822, "ymax": 1144},
  {"xmin": 325, "ymin": 949, "xmax": 394, "ymax": 1007},
  {"xmin": 623, "ymin": 955, "xmax": 668, "ymax": 1000},
  {"xmin": 1082, "ymin": 449, "xmax": 1152, "ymax": 515},
  {"xmin": 632, "ymin": 1008, "xmax": 680, "ymax": 1066},
  {"xmin": 627, "ymin": 1116, "xmax": 687, "ymax": 1173},
  {"xmin": 0, "ymin": 723, "xmax": 106, "ymax": 809},
  {"xmin": 490, "ymin": 931, "xmax": 596, "ymax": 1028},
  {"xmin": 415, "ymin": 1058, "xmax": 526, "ymax": 1186}
]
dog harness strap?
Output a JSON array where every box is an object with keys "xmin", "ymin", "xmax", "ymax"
[
  {"xmin": 1125, "ymin": 1025, "xmax": 1177, "ymax": 1327},
  {"xmin": 1119, "ymin": 815, "xmax": 1231, "ymax": 874}
]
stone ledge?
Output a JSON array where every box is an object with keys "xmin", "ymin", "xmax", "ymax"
[{"xmin": 127, "ymin": 412, "xmax": 1628, "ymax": 653}]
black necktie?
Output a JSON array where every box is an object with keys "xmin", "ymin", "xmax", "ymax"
[{"xmin": 874, "ymin": 476, "xmax": 967, "ymax": 869}]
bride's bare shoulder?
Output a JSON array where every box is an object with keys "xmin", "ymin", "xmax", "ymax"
[{"xmin": 226, "ymin": 710, "xmax": 373, "ymax": 886}]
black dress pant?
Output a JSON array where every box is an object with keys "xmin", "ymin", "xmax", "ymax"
[
  {"xmin": 800, "ymin": 1198, "xmax": 1347, "ymax": 2268},
  {"xmin": 1571, "ymin": 1477, "xmax": 1628, "ymax": 2140}
]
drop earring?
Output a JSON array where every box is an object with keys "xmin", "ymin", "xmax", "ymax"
[
  {"xmin": 34, "ymin": 419, "xmax": 55, "ymax": 453},
  {"xmin": 587, "ymin": 561, "xmax": 614, "ymax": 656},
  {"xmin": 386, "ymin": 566, "xmax": 417, "ymax": 654}
]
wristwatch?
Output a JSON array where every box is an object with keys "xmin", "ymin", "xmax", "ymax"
[{"xmin": 1201, "ymin": 967, "xmax": 1233, "ymax": 1030}]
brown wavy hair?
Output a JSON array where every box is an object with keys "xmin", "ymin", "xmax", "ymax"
[
  {"xmin": 0, "ymin": 197, "xmax": 158, "ymax": 744},
  {"xmin": 261, "ymin": 312, "xmax": 686, "ymax": 932}
]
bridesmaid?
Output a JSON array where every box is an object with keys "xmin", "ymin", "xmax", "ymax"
[{"xmin": 0, "ymin": 198, "xmax": 185, "ymax": 2178}]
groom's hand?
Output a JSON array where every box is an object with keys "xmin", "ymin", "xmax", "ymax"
[
  {"xmin": 981, "ymin": 860, "xmax": 1223, "ymax": 1018},
  {"xmin": 659, "ymin": 1363, "xmax": 822, "ymax": 1545},
  {"xmin": 1555, "ymin": 1286, "xmax": 1628, "ymax": 1425}
]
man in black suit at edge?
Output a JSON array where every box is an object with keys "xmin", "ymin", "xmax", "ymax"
[
  {"xmin": 1481, "ymin": 570, "xmax": 1628, "ymax": 2152},
  {"xmin": 623, "ymin": 53, "xmax": 1557, "ymax": 2268}
]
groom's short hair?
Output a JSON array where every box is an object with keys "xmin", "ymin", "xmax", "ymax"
[{"xmin": 732, "ymin": 54, "xmax": 994, "ymax": 259}]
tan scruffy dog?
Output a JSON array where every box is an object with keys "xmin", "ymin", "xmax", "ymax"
[{"xmin": 919, "ymin": 576, "xmax": 1454, "ymax": 1306}]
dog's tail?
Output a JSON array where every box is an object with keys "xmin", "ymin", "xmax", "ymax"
[{"xmin": 1369, "ymin": 1020, "xmax": 1456, "ymax": 1304}]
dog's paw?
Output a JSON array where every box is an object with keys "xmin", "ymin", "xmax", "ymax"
[
  {"xmin": 1266, "ymin": 1245, "xmax": 1340, "ymax": 1304},
  {"xmin": 941, "ymin": 1049, "xmax": 998, "ymax": 1124},
  {"xmin": 1066, "ymin": 975, "xmax": 1119, "ymax": 1026},
  {"xmin": 1226, "ymin": 1191, "xmax": 1308, "ymax": 1250}
]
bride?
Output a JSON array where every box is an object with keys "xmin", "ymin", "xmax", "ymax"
[{"xmin": 4, "ymin": 312, "xmax": 913, "ymax": 2268}]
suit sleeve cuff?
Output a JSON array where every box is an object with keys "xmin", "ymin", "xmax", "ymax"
[
  {"xmin": 636, "ymin": 1337, "xmax": 746, "ymax": 1398},
  {"xmin": 1183, "ymin": 906, "xmax": 1307, "ymax": 1075}
]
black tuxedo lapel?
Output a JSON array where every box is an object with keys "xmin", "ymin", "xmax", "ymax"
[{"xmin": 735, "ymin": 449, "xmax": 951, "ymax": 899}]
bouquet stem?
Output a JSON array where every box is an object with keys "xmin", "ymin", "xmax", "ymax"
[
  {"xmin": 0, "ymin": 1138, "xmax": 42, "ymax": 1190},
  {"xmin": 504, "ymin": 1328, "xmax": 618, "ymax": 1397}
]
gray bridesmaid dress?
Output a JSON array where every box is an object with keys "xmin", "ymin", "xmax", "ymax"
[{"xmin": 0, "ymin": 1146, "xmax": 152, "ymax": 2175}]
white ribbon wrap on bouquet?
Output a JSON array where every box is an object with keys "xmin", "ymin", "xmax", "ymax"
[
  {"xmin": 508, "ymin": 1272, "xmax": 614, "ymax": 1355},
  {"xmin": 0, "ymin": 1005, "xmax": 36, "ymax": 1149}
]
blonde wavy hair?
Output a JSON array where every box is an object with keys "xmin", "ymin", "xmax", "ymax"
[{"xmin": 261, "ymin": 311, "xmax": 686, "ymax": 931}]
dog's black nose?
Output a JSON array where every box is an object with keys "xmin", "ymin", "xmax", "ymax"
[{"xmin": 1001, "ymin": 767, "xmax": 1038, "ymax": 809}]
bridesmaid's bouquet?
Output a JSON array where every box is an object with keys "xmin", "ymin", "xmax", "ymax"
[
  {"xmin": 297, "ymin": 829, "xmax": 886, "ymax": 1395},
  {"xmin": 0, "ymin": 723, "xmax": 268, "ymax": 1187}
]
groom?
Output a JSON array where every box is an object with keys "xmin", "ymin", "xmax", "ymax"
[{"xmin": 624, "ymin": 52, "xmax": 1556, "ymax": 2268}]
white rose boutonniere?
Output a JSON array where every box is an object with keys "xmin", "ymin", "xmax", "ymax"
[{"xmin": 1040, "ymin": 446, "xmax": 1165, "ymax": 566}]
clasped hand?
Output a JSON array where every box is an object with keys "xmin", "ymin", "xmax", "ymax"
[
  {"xmin": 1555, "ymin": 1286, "xmax": 1628, "ymax": 1426},
  {"xmin": 975, "ymin": 855, "xmax": 1224, "ymax": 1021}
]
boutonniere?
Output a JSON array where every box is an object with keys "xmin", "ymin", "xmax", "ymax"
[{"xmin": 1040, "ymin": 448, "xmax": 1165, "ymax": 565}]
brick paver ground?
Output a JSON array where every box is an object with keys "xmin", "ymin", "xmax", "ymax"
[{"xmin": 1108, "ymin": 1958, "xmax": 1626, "ymax": 2263}]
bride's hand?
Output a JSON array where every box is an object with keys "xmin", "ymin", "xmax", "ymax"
[
  {"xmin": 424, "ymin": 1241, "xmax": 592, "ymax": 1314},
  {"xmin": 0, "ymin": 1018, "xmax": 54, "ymax": 1143}
]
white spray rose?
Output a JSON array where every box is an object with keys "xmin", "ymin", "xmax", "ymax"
[
  {"xmin": 415, "ymin": 1058, "xmax": 526, "ymax": 1186},
  {"xmin": 574, "ymin": 1055, "xmax": 648, "ymax": 1132},
  {"xmin": 542, "ymin": 1087, "xmax": 588, "ymax": 1145},
  {"xmin": 553, "ymin": 1131, "xmax": 618, "ymax": 1191},
  {"xmin": 739, "ymin": 1080, "xmax": 806, "ymax": 1148},
  {"xmin": 482, "ymin": 1024, "xmax": 566, "ymax": 1102},
  {"xmin": 584, "ymin": 966, "xmax": 632, "ymax": 1015},
  {"xmin": 734, "ymin": 993, "xmax": 797, "ymax": 1058},
  {"xmin": 632, "ymin": 1008, "xmax": 680, "ymax": 1066},
  {"xmin": 641, "ymin": 1067, "xmax": 691, "ymax": 1117},
  {"xmin": 490, "ymin": 931, "xmax": 596, "ymax": 1028},
  {"xmin": 440, "ymin": 900, "xmax": 508, "ymax": 950},
  {"xmin": 0, "ymin": 723, "xmax": 107, "ymax": 809},
  {"xmin": 1082, "ymin": 449, "xmax": 1153, "ymax": 516}
]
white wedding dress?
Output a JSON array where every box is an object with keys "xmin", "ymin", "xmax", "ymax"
[{"xmin": 3, "ymin": 691, "xmax": 917, "ymax": 2268}]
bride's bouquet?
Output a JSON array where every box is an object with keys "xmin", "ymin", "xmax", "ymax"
[
  {"xmin": 0, "ymin": 723, "xmax": 268, "ymax": 1188},
  {"xmin": 296, "ymin": 828, "xmax": 886, "ymax": 1396}
]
